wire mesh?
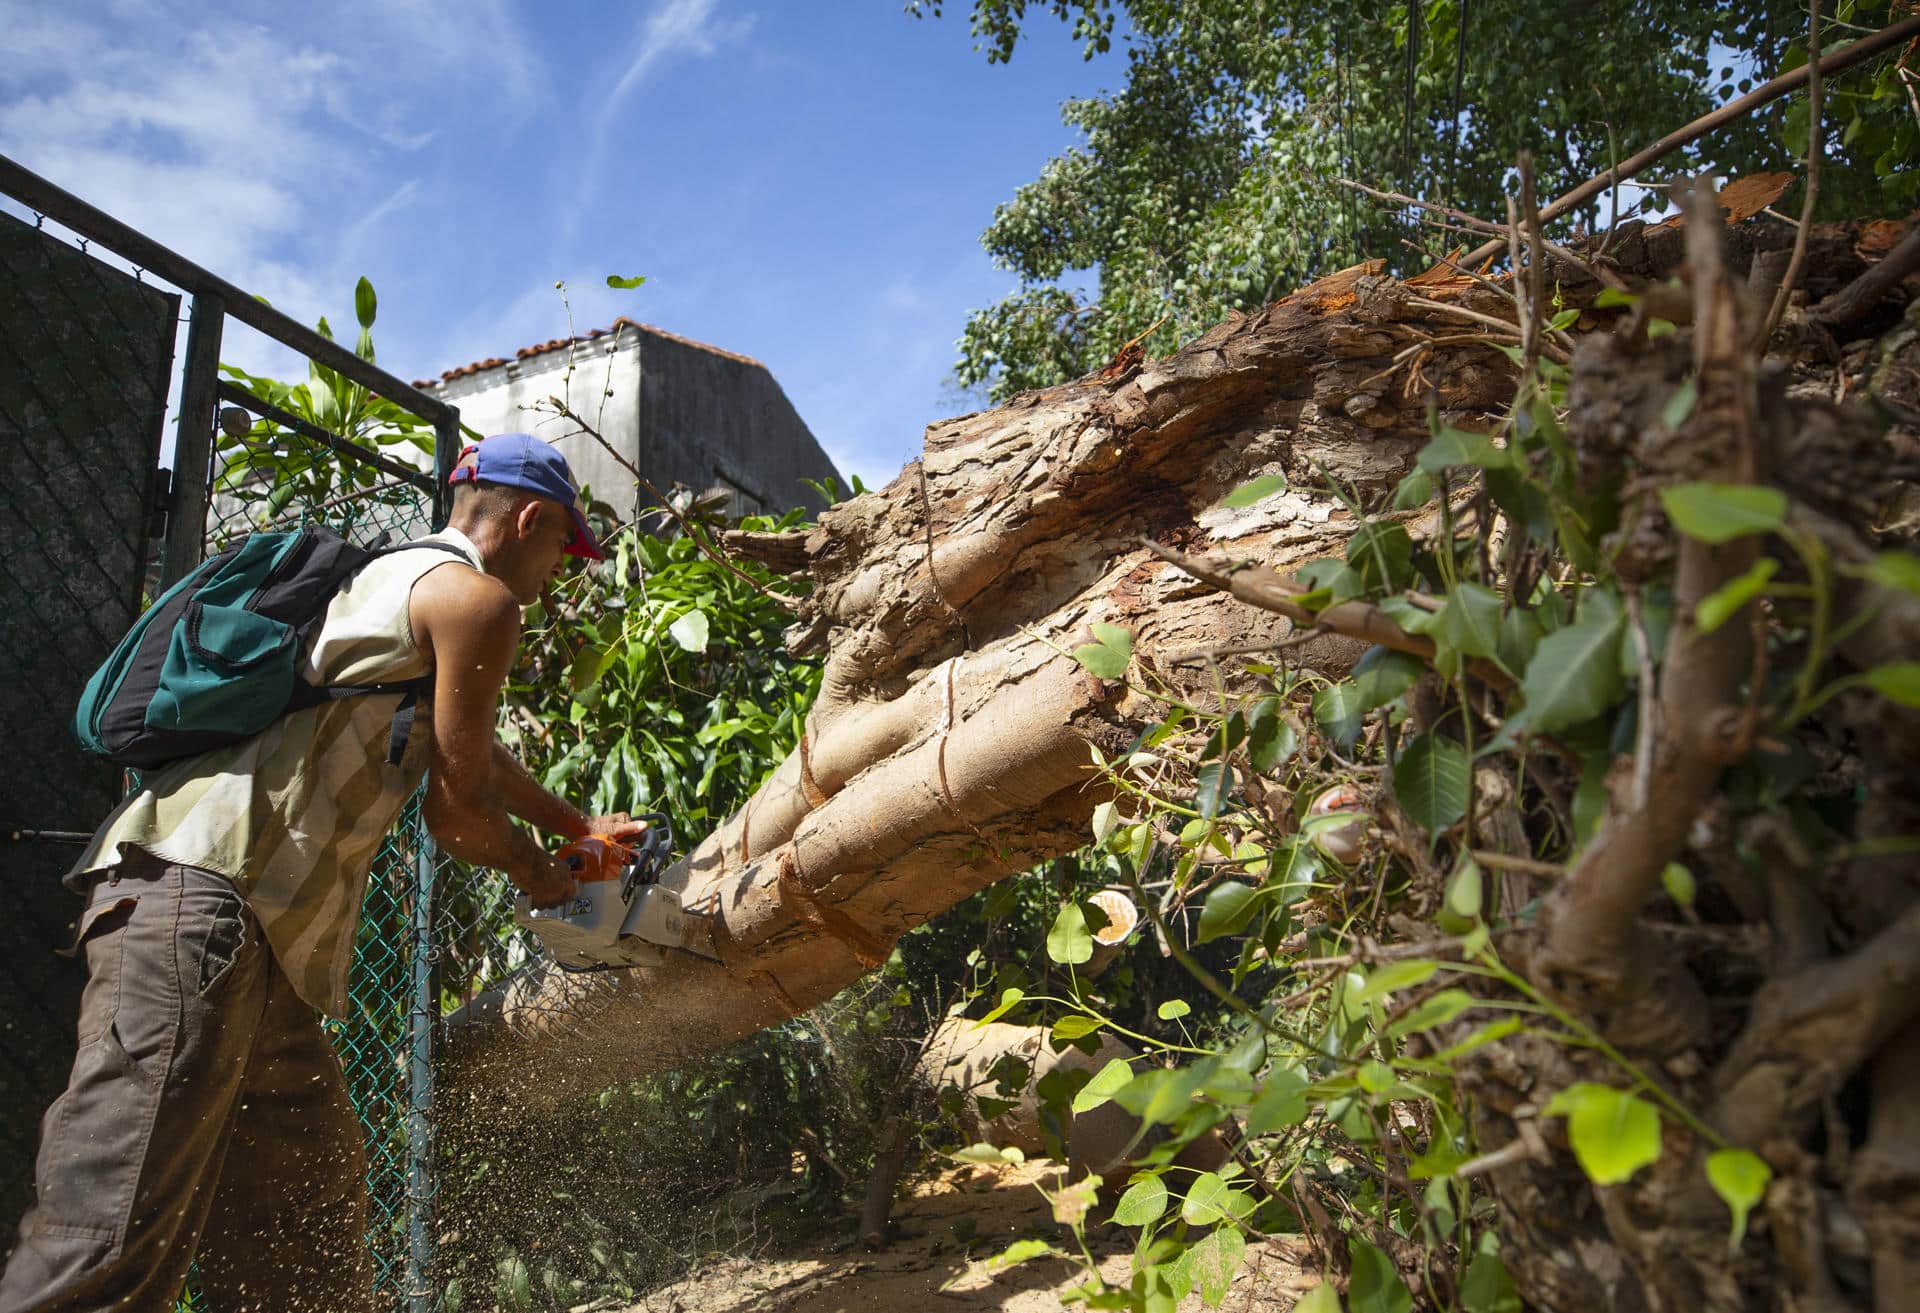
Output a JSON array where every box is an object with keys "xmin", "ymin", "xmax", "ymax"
[{"xmin": 201, "ymin": 406, "xmax": 441, "ymax": 1307}]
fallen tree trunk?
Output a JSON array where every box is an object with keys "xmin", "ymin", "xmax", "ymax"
[{"xmin": 444, "ymin": 212, "xmax": 1900, "ymax": 1098}]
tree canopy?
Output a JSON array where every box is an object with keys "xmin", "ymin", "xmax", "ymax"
[{"xmin": 909, "ymin": 0, "xmax": 1918, "ymax": 400}]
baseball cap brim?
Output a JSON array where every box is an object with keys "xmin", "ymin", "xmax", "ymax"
[{"xmin": 564, "ymin": 500, "xmax": 605, "ymax": 561}]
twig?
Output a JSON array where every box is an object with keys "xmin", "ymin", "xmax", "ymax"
[
  {"xmin": 545, "ymin": 399, "xmax": 785, "ymax": 606},
  {"xmin": 1349, "ymin": 178, "xmax": 1624, "ymax": 289},
  {"xmin": 1469, "ymin": 850, "xmax": 1565, "ymax": 878},
  {"xmin": 1520, "ymin": 152, "xmax": 1549, "ymax": 371},
  {"xmin": 1403, "ymin": 295, "xmax": 1521, "ymax": 338},
  {"xmin": 1138, "ymin": 539, "xmax": 1515, "ymax": 690},
  {"xmin": 1762, "ymin": 0, "xmax": 1824, "ymax": 345},
  {"xmin": 1455, "ymin": 13, "xmax": 1920, "ymax": 269},
  {"xmin": 1812, "ymin": 221, "xmax": 1920, "ymax": 325},
  {"xmin": 1626, "ymin": 590, "xmax": 1657, "ymax": 813},
  {"xmin": 1454, "ymin": 1121, "xmax": 1551, "ymax": 1179}
]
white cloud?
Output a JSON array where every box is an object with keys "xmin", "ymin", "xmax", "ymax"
[{"xmin": 576, "ymin": 0, "xmax": 756, "ymax": 218}]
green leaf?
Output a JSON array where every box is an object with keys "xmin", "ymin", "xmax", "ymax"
[
  {"xmin": 668, "ymin": 609, "xmax": 710, "ymax": 652},
  {"xmin": 1694, "ymin": 557, "xmax": 1777, "ymax": 634},
  {"xmin": 569, "ymin": 643, "xmax": 609, "ymax": 694},
  {"xmin": 1073, "ymin": 623, "xmax": 1133, "ymax": 680},
  {"xmin": 1545, "ymin": 1083, "xmax": 1663, "ymax": 1185},
  {"xmin": 953, "ymin": 1142, "xmax": 1023, "ymax": 1165},
  {"xmin": 1352, "ymin": 646, "xmax": 1425, "ymax": 710},
  {"xmin": 1158, "ymin": 999, "xmax": 1191, "ymax": 1021},
  {"xmin": 354, "ymin": 275, "xmax": 377, "ymax": 329},
  {"xmin": 1053, "ymin": 1014, "xmax": 1103, "ymax": 1041},
  {"xmin": 1047, "ymin": 903, "xmax": 1094, "ymax": 965},
  {"xmin": 1706, "ymin": 1148, "xmax": 1772, "ymax": 1246},
  {"xmin": 1179, "ymin": 1172, "xmax": 1254, "ymax": 1227},
  {"xmin": 1197, "ymin": 882, "xmax": 1258, "ymax": 943},
  {"xmin": 1661, "ymin": 862, "xmax": 1697, "ymax": 908},
  {"xmin": 1445, "ymin": 858, "xmax": 1484, "ymax": 920},
  {"xmin": 977, "ymin": 986, "xmax": 1025, "ymax": 1025},
  {"xmin": 1186, "ymin": 1226, "xmax": 1246, "ymax": 1307},
  {"xmin": 1072, "ymin": 1058, "xmax": 1134, "ymax": 1113},
  {"xmin": 1357, "ymin": 1061, "xmax": 1396, "ymax": 1093},
  {"xmin": 1346, "ymin": 522, "xmax": 1415, "ymax": 594},
  {"xmin": 1313, "ymin": 680, "xmax": 1365, "ymax": 748},
  {"xmin": 1417, "ymin": 426, "xmax": 1510, "ymax": 474},
  {"xmin": 1865, "ymin": 550, "xmax": 1920, "ymax": 598},
  {"xmin": 1350, "ymin": 959, "xmax": 1440, "ymax": 1004},
  {"xmin": 1593, "ymin": 286, "xmax": 1640, "ymax": 308},
  {"xmin": 1518, "ymin": 608, "xmax": 1626, "ymax": 732},
  {"xmin": 1393, "ymin": 732, "xmax": 1470, "ymax": 832},
  {"xmin": 1244, "ymin": 1068, "xmax": 1308, "ymax": 1134},
  {"xmin": 1246, "ymin": 697, "xmax": 1298, "ymax": 773},
  {"xmin": 987, "ymin": 1237, "xmax": 1056, "ymax": 1269},
  {"xmin": 1293, "ymin": 1283, "xmax": 1344, "ymax": 1313},
  {"xmin": 1659, "ymin": 482, "xmax": 1787, "ymax": 543},
  {"xmin": 1194, "ymin": 761, "xmax": 1234, "ymax": 818},
  {"xmin": 1347, "ymin": 1238, "xmax": 1412, "ymax": 1313},
  {"xmin": 605, "ymin": 274, "xmax": 649, "ymax": 289},
  {"xmin": 1112, "ymin": 1175, "xmax": 1169, "ymax": 1226},
  {"xmin": 1865, "ymin": 662, "xmax": 1920, "ymax": 708},
  {"xmin": 1384, "ymin": 988, "xmax": 1479, "ymax": 1039},
  {"xmin": 1218, "ymin": 473, "xmax": 1287, "ymax": 507},
  {"xmin": 1438, "ymin": 582, "xmax": 1503, "ymax": 660},
  {"xmin": 1391, "ymin": 468, "xmax": 1433, "ymax": 510},
  {"xmin": 1660, "ymin": 377, "xmax": 1698, "ymax": 430},
  {"xmin": 1458, "ymin": 1250, "xmax": 1521, "ymax": 1313}
]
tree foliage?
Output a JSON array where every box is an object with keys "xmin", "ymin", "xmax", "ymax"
[{"xmin": 911, "ymin": 0, "xmax": 1918, "ymax": 400}]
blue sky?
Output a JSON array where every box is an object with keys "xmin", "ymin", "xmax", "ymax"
[{"xmin": 0, "ymin": 1, "xmax": 1120, "ymax": 491}]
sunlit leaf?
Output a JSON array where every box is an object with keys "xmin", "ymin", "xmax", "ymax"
[
  {"xmin": 1072, "ymin": 1057, "xmax": 1134, "ymax": 1113},
  {"xmin": 1218, "ymin": 473, "xmax": 1287, "ymax": 507},
  {"xmin": 1047, "ymin": 902, "xmax": 1094, "ymax": 965},
  {"xmin": 668, "ymin": 609, "xmax": 710, "ymax": 652},
  {"xmin": 1073, "ymin": 622, "xmax": 1133, "ymax": 680},
  {"xmin": 1706, "ymin": 1148, "xmax": 1771, "ymax": 1246},
  {"xmin": 1694, "ymin": 558, "xmax": 1777, "ymax": 634},
  {"xmin": 1112, "ymin": 1174, "xmax": 1169, "ymax": 1226},
  {"xmin": 1659, "ymin": 482, "xmax": 1787, "ymax": 543},
  {"xmin": 1545, "ymin": 1083, "xmax": 1663, "ymax": 1184},
  {"xmin": 1350, "ymin": 959, "xmax": 1440, "ymax": 1004}
]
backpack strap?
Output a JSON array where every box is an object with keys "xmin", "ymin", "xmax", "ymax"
[{"xmin": 291, "ymin": 539, "xmax": 485, "ymax": 765}]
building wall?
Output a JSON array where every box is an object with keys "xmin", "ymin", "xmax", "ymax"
[
  {"xmin": 430, "ymin": 325, "xmax": 838, "ymax": 523},
  {"xmin": 433, "ymin": 333, "xmax": 644, "ymax": 522},
  {"xmin": 636, "ymin": 332, "xmax": 837, "ymax": 518}
]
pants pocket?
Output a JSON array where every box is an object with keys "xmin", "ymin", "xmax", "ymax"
[{"xmin": 195, "ymin": 903, "xmax": 250, "ymax": 997}]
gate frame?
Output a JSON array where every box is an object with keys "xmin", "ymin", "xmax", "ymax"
[{"xmin": 2, "ymin": 152, "xmax": 462, "ymax": 1313}]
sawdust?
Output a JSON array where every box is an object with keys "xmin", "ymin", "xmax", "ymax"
[{"xmin": 598, "ymin": 1159, "xmax": 1321, "ymax": 1313}]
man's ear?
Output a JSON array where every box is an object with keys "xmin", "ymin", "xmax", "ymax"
[{"xmin": 513, "ymin": 497, "xmax": 546, "ymax": 541}]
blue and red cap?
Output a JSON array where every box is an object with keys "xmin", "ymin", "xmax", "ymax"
[{"xmin": 448, "ymin": 433, "xmax": 604, "ymax": 561}]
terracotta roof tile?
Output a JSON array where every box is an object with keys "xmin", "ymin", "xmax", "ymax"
[{"xmin": 417, "ymin": 317, "xmax": 764, "ymax": 389}]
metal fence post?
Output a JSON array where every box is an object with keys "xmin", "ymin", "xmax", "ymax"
[
  {"xmin": 431, "ymin": 410, "xmax": 460, "ymax": 530},
  {"xmin": 407, "ymin": 834, "xmax": 438, "ymax": 1313},
  {"xmin": 160, "ymin": 292, "xmax": 223, "ymax": 588}
]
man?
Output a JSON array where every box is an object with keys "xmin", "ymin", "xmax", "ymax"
[{"xmin": 0, "ymin": 433, "xmax": 637, "ymax": 1313}]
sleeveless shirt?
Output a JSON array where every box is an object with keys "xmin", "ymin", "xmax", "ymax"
[{"xmin": 68, "ymin": 528, "xmax": 484, "ymax": 1015}]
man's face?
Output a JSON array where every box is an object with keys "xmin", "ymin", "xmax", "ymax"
[{"xmin": 505, "ymin": 498, "xmax": 576, "ymax": 605}]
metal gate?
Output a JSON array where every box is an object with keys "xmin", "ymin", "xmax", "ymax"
[{"xmin": 0, "ymin": 154, "xmax": 478, "ymax": 1310}]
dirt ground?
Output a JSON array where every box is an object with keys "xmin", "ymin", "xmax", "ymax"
[{"xmin": 601, "ymin": 1160, "xmax": 1322, "ymax": 1313}]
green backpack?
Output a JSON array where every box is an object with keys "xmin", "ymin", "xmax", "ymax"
[{"xmin": 74, "ymin": 526, "xmax": 467, "ymax": 769}]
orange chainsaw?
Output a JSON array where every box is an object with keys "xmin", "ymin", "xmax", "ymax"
[{"xmin": 513, "ymin": 812, "xmax": 712, "ymax": 970}]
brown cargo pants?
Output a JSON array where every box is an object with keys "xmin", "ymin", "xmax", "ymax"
[{"xmin": 0, "ymin": 852, "xmax": 373, "ymax": 1313}]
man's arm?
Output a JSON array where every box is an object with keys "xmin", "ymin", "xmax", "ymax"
[
  {"xmin": 490, "ymin": 741, "xmax": 592, "ymax": 840},
  {"xmin": 410, "ymin": 564, "xmax": 573, "ymax": 905}
]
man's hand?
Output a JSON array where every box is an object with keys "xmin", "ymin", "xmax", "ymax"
[
  {"xmin": 515, "ymin": 850, "xmax": 577, "ymax": 910},
  {"xmin": 583, "ymin": 812, "xmax": 650, "ymax": 843}
]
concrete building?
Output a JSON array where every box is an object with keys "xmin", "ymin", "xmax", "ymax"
[{"xmin": 413, "ymin": 318, "xmax": 840, "ymax": 522}]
